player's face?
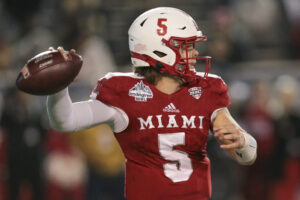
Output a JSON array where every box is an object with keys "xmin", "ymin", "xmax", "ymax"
[{"xmin": 179, "ymin": 43, "xmax": 199, "ymax": 70}]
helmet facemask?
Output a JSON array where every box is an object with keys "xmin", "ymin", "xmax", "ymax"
[{"xmin": 159, "ymin": 35, "xmax": 211, "ymax": 84}]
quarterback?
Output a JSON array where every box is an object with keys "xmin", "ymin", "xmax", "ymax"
[{"xmin": 47, "ymin": 7, "xmax": 257, "ymax": 200}]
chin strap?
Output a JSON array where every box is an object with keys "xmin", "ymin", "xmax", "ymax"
[
  {"xmin": 158, "ymin": 63, "xmax": 209, "ymax": 87},
  {"xmin": 130, "ymin": 51, "xmax": 209, "ymax": 87}
]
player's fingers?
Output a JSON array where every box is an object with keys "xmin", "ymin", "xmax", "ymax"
[
  {"xmin": 213, "ymin": 128, "xmax": 230, "ymax": 137},
  {"xmin": 70, "ymin": 49, "xmax": 76, "ymax": 54},
  {"xmin": 49, "ymin": 47, "xmax": 55, "ymax": 51},
  {"xmin": 214, "ymin": 130, "xmax": 228, "ymax": 141},
  {"xmin": 213, "ymin": 126, "xmax": 225, "ymax": 135},
  {"xmin": 214, "ymin": 126, "xmax": 240, "ymax": 136},
  {"xmin": 220, "ymin": 141, "xmax": 240, "ymax": 149},
  {"xmin": 223, "ymin": 134, "xmax": 238, "ymax": 141},
  {"xmin": 214, "ymin": 132, "xmax": 226, "ymax": 140},
  {"xmin": 213, "ymin": 125, "xmax": 231, "ymax": 132},
  {"xmin": 213, "ymin": 127, "xmax": 221, "ymax": 132},
  {"xmin": 57, "ymin": 46, "xmax": 65, "ymax": 52}
]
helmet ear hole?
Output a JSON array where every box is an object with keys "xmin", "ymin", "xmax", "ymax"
[{"xmin": 153, "ymin": 51, "xmax": 167, "ymax": 58}]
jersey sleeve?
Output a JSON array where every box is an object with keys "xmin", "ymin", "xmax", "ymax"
[
  {"xmin": 208, "ymin": 77, "xmax": 230, "ymax": 121},
  {"xmin": 90, "ymin": 73, "xmax": 123, "ymax": 108},
  {"xmin": 90, "ymin": 73, "xmax": 130, "ymax": 133}
]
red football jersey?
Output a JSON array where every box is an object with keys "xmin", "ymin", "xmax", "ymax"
[{"xmin": 91, "ymin": 72, "xmax": 230, "ymax": 200}]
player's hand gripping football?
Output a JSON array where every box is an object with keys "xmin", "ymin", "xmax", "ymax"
[
  {"xmin": 48, "ymin": 46, "xmax": 78, "ymax": 82},
  {"xmin": 49, "ymin": 46, "xmax": 76, "ymax": 55},
  {"xmin": 213, "ymin": 125, "xmax": 246, "ymax": 150},
  {"xmin": 16, "ymin": 46, "xmax": 82, "ymax": 95}
]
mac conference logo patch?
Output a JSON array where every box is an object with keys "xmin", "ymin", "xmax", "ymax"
[{"xmin": 188, "ymin": 87, "xmax": 202, "ymax": 100}]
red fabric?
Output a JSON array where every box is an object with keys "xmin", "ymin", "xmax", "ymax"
[
  {"xmin": 242, "ymin": 109, "xmax": 275, "ymax": 158},
  {"xmin": 44, "ymin": 130, "xmax": 73, "ymax": 154},
  {"xmin": 92, "ymin": 72, "xmax": 230, "ymax": 200},
  {"xmin": 271, "ymin": 158, "xmax": 300, "ymax": 200},
  {"xmin": 45, "ymin": 182, "xmax": 85, "ymax": 200},
  {"xmin": 0, "ymin": 130, "xmax": 7, "ymax": 200},
  {"xmin": 241, "ymin": 108, "xmax": 276, "ymax": 200},
  {"xmin": 44, "ymin": 130, "xmax": 86, "ymax": 200}
]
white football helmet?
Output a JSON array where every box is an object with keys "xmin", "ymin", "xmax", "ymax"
[{"xmin": 128, "ymin": 7, "xmax": 211, "ymax": 83}]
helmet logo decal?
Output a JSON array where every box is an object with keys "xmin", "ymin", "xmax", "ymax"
[
  {"xmin": 129, "ymin": 81, "xmax": 153, "ymax": 102},
  {"xmin": 157, "ymin": 18, "xmax": 167, "ymax": 36},
  {"xmin": 134, "ymin": 43, "xmax": 147, "ymax": 52}
]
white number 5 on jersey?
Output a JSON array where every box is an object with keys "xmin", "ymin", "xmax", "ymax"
[{"xmin": 158, "ymin": 132, "xmax": 193, "ymax": 182}]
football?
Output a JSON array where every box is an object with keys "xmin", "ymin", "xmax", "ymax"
[{"xmin": 16, "ymin": 50, "xmax": 83, "ymax": 95}]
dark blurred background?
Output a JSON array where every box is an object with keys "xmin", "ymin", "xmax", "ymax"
[{"xmin": 0, "ymin": 0, "xmax": 300, "ymax": 200}]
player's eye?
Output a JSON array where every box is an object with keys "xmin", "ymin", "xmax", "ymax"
[
  {"xmin": 181, "ymin": 43, "xmax": 194, "ymax": 50},
  {"xmin": 187, "ymin": 44, "xmax": 194, "ymax": 49}
]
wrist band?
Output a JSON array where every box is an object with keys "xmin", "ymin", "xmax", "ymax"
[{"xmin": 235, "ymin": 133, "xmax": 257, "ymax": 164}]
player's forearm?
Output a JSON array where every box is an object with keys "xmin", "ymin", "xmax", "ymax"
[
  {"xmin": 47, "ymin": 88, "xmax": 82, "ymax": 132},
  {"xmin": 47, "ymin": 88, "xmax": 129, "ymax": 132}
]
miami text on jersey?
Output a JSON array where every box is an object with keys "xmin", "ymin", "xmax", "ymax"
[{"xmin": 137, "ymin": 115, "xmax": 205, "ymax": 130}]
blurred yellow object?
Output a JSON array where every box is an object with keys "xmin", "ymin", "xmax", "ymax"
[{"xmin": 69, "ymin": 124, "xmax": 125, "ymax": 176}]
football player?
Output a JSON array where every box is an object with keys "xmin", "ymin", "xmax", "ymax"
[{"xmin": 47, "ymin": 7, "xmax": 257, "ymax": 200}]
